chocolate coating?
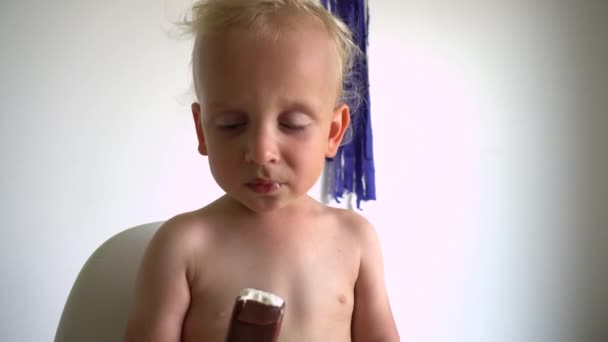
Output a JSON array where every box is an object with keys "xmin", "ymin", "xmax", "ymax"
[{"xmin": 225, "ymin": 289, "xmax": 285, "ymax": 342}]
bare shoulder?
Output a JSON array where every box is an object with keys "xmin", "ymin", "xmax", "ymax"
[
  {"xmin": 140, "ymin": 210, "xmax": 208, "ymax": 278},
  {"xmin": 325, "ymin": 207, "xmax": 400, "ymax": 341},
  {"xmin": 150, "ymin": 210, "xmax": 209, "ymax": 257},
  {"xmin": 325, "ymin": 206, "xmax": 378, "ymax": 246},
  {"xmin": 124, "ymin": 209, "xmax": 210, "ymax": 342},
  {"xmin": 323, "ymin": 206, "xmax": 384, "ymax": 276},
  {"xmin": 327, "ymin": 207, "xmax": 385, "ymax": 279}
]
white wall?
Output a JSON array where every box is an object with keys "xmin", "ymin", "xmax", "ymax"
[
  {"xmin": 0, "ymin": 1, "xmax": 605, "ymax": 341},
  {"xmin": 364, "ymin": 2, "xmax": 606, "ymax": 341}
]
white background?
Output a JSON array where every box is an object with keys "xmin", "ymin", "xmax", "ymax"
[{"xmin": 1, "ymin": 1, "xmax": 606, "ymax": 341}]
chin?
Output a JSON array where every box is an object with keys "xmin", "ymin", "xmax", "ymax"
[
  {"xmin": 220, "ymin": 181, "xmax": 312, "ymax": 214},
  {"xmin": 231, "ymin": 192, "xmax": 302, "ymax": 215},
  {"xmin": 241, "ymin": 197, "xmax": 289, "ymax": 214}
]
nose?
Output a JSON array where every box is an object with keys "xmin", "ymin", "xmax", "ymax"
[{"xmin": 244, "ymin": 124, "xmax": 280, "ymax": 165}]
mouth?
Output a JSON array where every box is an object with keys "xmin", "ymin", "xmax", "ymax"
[{"xmin": 246, "ymin": 179, "xmax": 282, "ymax": 194}]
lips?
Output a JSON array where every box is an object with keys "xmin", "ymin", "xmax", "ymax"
[{"xmin": 246, "ymin": 179, "xmax": 281, "ymax": 194}]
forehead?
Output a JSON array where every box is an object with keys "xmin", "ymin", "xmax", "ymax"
[{"xmin": 193, "ymin": 17, "xmax": 341, "ymax": 111}]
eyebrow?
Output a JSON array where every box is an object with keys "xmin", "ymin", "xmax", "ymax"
[
  {"xmin": 204, "ymin": 101, "xmax": 241, "ymax": 113},
  {"xmin": 204, "ymin": 98, "xmax": 323, "ymax": 118},
  {"xmin": 280, "ymin": 100, "xmax": 322, "ymax": 119}
]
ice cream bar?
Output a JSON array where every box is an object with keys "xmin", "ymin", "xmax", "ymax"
[{"xmin": 225, "ymin": 288, "xmax": 285, "ymax": 342}]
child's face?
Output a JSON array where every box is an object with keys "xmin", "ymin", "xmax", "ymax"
[{"xmin": 192, "ymin": 18, "xmax": 349, "ymax": 213}]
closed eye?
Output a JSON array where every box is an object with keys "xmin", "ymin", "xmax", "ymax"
[
  {"xmin": 217, "ymin": 122, "xmax": 246, "ymax": 130},
  {"xmin": 279, "ymin": 112, "xmax": 312, "ymax": 132},
  {"xmin": 212, "ymin": 111, "xmax": 247, "ymax": 131},
  {"xmin": 280, "ymin": 122, "xmax": 308, "ymax": 131}
]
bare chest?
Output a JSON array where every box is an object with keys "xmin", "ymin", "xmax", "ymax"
[{"xmin": 181, "ymin": 230, "xmax": 359, "ymax": 342}]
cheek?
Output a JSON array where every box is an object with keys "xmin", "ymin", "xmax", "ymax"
[
  {"xmin": 285, "ymin": 132, "xmax": 325, "ymax": 155},
  {"xmin": 206, "ymin": 133, "xmax": 240, "ymax": 156},
  {"xmin": 287, "ymin": 136, "xmax": 327, "ymax": 169},
  {"xmin": 208, "ymin": 151, "xmax": 238, "ymax": 169}
]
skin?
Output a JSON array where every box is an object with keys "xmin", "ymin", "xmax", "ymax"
[{"xmin": 125, "ymin": 13, "xmax": 399, "ymax": 342}]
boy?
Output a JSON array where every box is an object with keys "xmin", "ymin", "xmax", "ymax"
[{"xmin": 125, "ymin": 0, "xmax": 398, "ymax": 341}]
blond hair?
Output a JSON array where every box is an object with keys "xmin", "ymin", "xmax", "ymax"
[{"xmin": 178, "ymin": 0, "xmax": 361, "ymax": 109}]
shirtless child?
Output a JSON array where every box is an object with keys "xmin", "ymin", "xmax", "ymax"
[{"xmin": 124, "ymin": 0, "xmax": 398, "ymax": 341}]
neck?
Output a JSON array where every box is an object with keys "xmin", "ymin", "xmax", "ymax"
[{"xmin": 219, "ymin": 194, "xmax": 322, "ymax": 225}]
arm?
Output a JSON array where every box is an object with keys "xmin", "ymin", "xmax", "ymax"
[
  {"xmin": 351, "ymin": 219, "xmax": 400, "ymax": 342},
  {"xmin": 124, "ymin": 217, "xmax": 193, "ymax": 342}
]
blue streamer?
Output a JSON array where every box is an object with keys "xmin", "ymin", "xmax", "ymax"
[{"xmin": 322, "ymin": 0, "xmax": 375, "ymax": 209}]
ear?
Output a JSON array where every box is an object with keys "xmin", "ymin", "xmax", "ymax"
[
  {"xmin": 191, "ymin": 102, "xmax": 208, "ymax": 156},
  {"xmin": 326, "ymin": 104, "xmax": 350, "ymax": 158}
]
